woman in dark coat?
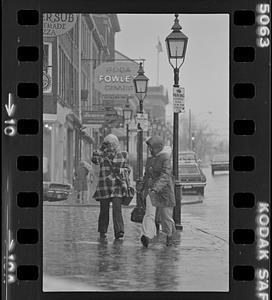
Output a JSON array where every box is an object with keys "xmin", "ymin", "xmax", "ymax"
[
  {"xmin": 92, "ymin": 134, "xmax": 130, "ymax": 241},
  {"xmin": 140, "ymin": 135, "xmax": 176, "ymax": 247},
  {"xmin": 74, "ymin": 161, "xmax": 89, "ymax": 203}
]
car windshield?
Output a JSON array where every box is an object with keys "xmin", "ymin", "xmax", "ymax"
[
  {"xmin": 179, "ymin": 164, "xmax": 200, "ymax": 175},
  {"xmin": 213, "ymin": 154, "xmax": 229, "ymax": 162}
]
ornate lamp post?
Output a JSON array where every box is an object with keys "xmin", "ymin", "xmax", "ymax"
[
  {"xmin": 123, "ymin": 99, "xmax": 133, "ymax": 152},
  {"xmin": 133, "ymin": 62, "xmax": 149, "ymax": 206},
  {"xmin": 165, "ymin": 13, "xmax": 188, "ymax": 229}
]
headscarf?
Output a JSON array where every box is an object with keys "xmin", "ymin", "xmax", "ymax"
[{"xmin": 101, "ymin": 134, "xmax": 120, "ymax": 159}]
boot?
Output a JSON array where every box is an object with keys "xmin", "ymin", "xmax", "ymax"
[
  {"xmin": 166, "ymin": 235, "xmax": 174, "ymax": 246},
  {"xmin": 115, "ymin": 231, "xmax": 124, "ymax": 240},
  {"xmin": 141, "ymin": 235, "xmax": 149, "ymax": 248},
  {"xmin": 99, "ymin": 233, "xmax": 107, "ymax": 242}
]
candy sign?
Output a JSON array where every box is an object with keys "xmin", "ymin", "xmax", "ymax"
[{"xmin": 43, "ymin": 13, "xmax": 77, "ymax": 37}]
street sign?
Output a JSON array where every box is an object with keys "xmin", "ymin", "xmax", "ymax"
[
  {"xmin": 173, "ymin": 87, "xmax": 185, "ymax": 113},
  {"xmin": 102, "ymin": 94, "xmax": 128, "ymax": 101},
  {"xmin": 102, "ymin": 95, "xmax": 131, "ymax": 108},
  {"xmin": 82, "ymin": 111, "xmax": 105, "ymax": 125},
  {"xmin": 105, "ymin": 109, "xmax": 118, "ymax": 122},
  {"xmin": 136, "ymin": 113, "xmax": 148, "ymax": 132}
]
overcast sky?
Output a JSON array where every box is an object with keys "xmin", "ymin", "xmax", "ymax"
[{"xmin": 115, "ymin": 14, "xmax": 229, "ymax": 138}]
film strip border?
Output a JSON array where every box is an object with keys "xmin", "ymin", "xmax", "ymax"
[{"xmin": 1, "ymin": 1, "xmax": 270, "ymax": 300}]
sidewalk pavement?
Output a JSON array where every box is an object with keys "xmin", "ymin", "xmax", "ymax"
[
  {"xmin": 46, "ymin": 188, "xmax": 202, "ymax": 207},
  {"xmin": 43, "ymin": 205, "xmax": 228, "ymax": 291}
]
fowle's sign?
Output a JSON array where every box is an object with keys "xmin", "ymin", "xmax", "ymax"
[
  {"xmin": 43, "ymin": 13, "xmax": 77, "ymax": 37},
  {"xmin": 94, "ymin": 62, "xmax": 139, "ymax": 95}
]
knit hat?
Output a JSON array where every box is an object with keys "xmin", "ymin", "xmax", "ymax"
[{"xmin": 146, "ymin": 135, "xmax": 164, "ymax": 150}]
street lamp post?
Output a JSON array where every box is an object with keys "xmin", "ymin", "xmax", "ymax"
[
  {"xmin": 123, "ymin": 99, "xmax": 133, "ymax": 152},
  {"xmin": 191, "ymin": 132, "xmax": 195, "ymax": 152},
  {"xmin": 133, "ymin": 62, "xmax": 149, "ymax": 207},
  {"xmin": 166, "ymin": 13, "xmax": 188, "ymax": 230}
]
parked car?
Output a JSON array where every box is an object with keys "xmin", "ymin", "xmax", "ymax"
[
  {"xmin": 179, "ymin": 151, "xmax": 199, "ymax": 164},
  {"xmin": 211, "ymin": 154, "xmax": 229, "ymax": 175},
  {"xmin": 43, "ymin": 181, "xmax": 72, "ymax": 201},
  {"xmin": 178, "ymin": 162, "xmax": 207, "ymax": 195}
]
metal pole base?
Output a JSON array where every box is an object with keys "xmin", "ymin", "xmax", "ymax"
[
  {"xmin": 173, "ymin": 181, "xmax": 183, "ymax": 229},
  {"xmin": 175, "ymin": 224, "xmax": 183, "ymax": 231},
  {"xmin": 136, "ymin": 179, "xmax": 144, "ymax": 207}
]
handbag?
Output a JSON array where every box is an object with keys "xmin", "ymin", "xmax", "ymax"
[
  {"xmin": 130, "ymin": 189, "xmax": 146, "ymax": 223},
  {"xmin": 130, "ymin": 206, "xmax": 145, "ymax": 223}
]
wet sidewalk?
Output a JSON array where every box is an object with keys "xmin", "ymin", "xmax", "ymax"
[
  {"xmin": 44, "ymin": 190, "xmax": 203, "ymax": 207},
  {"xmin": 43, "ymin": 204, "xmax": 228, "ymax": 292}
]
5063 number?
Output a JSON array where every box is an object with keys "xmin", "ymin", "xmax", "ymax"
[{"xmin": 256, "ymin": 4, "xmax": 270, "ymax": 48}]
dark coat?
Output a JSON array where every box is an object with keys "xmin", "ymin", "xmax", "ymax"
[
  {"xmin": 74, "ymin": 164, "xmax": 89, "ymax": 191},
  {"xmin": 142, "ymin": 149, "xmax": 175, "ymax": 208}
]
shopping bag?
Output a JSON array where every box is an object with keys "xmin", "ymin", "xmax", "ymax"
[{"xmin": 130, "ymin": 206, "xmax": 145, "ymax": 223}]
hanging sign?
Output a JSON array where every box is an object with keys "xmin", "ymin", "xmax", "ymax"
[
  {"xmin": 82, "ymin": 111, "xmax": 105, "ymax": 125},
  {"xmin": 173, "ymin": 87, "xmax": 185, "ymax": 113},
  {"xmin": 43, "ymin": 13, "xmax": 78, "ymax": 37},
  {"xmin": 94, "ymin": 62, "xmax": 139, "ymax": 95},
  {"xmin": 43, "ymin": 71, "xmax": 52, "ymax": 93}
]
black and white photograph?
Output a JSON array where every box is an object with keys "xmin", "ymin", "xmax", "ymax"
[{"xmin": 42, "ymin": 13, "xmax": 229, "ymax": 292}]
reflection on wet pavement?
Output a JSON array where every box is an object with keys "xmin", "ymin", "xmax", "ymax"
[{"xmin": 43, "ymin": 168, "xmax": 229, "ymax": 291}]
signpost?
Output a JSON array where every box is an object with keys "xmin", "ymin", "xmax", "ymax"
[{"xmin": 173, "ymin": 87, "xmax": 185, "ymax": 113}]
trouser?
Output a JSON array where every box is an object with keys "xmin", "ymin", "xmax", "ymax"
[
  {"xmin": 98, "ymin": 197, "xmax": 124, "ymax": 237},
  {"xmin": 77, "ymin": 191, "xmax": 87, "ymax": 203},
  {"xmin": 141, "ymin": 195, "xmax": 176, "ymax": 238},
  {"xmin": 157, "ymin": 206, "xmax": 176, "ymax": 237}
]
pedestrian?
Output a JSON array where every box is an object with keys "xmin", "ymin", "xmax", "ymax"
[
  {"xmin": 140, "ymin": 135, "xmax": 176, "ymax": 247},
  {"xmin": 74, "ymin": 161, "xmax": 89, "ymax": 203},
  {"xmin": 91, "ymin": 134, "xmax": 131, "ymax": 241},
  {"xmin": 81, "ymin": 160, "xmax": 93, "ymax": 203}
]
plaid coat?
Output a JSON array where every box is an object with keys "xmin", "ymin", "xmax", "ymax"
[{"xmin": 94, "ymin": 151, "xmax": 131, "ymax": 200}]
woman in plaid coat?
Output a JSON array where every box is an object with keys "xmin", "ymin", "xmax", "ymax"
[{"xmin": 92, "ymin": 134, "xmax": 130, "ymax": 241}]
